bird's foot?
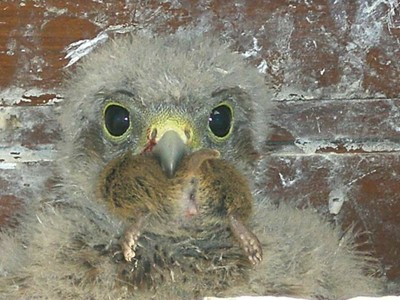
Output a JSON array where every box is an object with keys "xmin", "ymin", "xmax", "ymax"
[
  {"xmin": 121, "ymin": 224, "xmax": 141, "ymax": 262},
  {"xmin": 229, "ymin": 214, "xmax": 263, "ymax": 265}
]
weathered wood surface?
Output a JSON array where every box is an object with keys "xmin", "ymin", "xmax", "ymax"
[{"xmin": 0, "ymin": 0, "xmax": 399, "ymax": 286}]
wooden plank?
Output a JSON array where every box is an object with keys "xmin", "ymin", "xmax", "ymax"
[
  {"xmin": 274, "ymin": 99, "xmax": 400, "ymax": 141},
  {"xmin": 270, "ymin": 98, "xmax": 400, "ymax": 153}
]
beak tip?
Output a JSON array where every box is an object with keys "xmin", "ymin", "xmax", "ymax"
[
  {"xmin": 152, "ymin": 130, "xmax": 187, "ymax": 178},
  {"xmin": 163, "ymin": 162, "xmax": 177, "ymax": 178}
]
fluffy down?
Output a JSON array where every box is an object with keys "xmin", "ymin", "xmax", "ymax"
[{"xmin": 0, "ymin": 32, "xmax": 384, "ymax": 299}]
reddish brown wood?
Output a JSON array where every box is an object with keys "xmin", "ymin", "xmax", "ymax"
[
  {"xmin": 0, "ymin": 195, "xmax": 22, "ymax": 228},
  {"xmin": 0, "ymin": 0, "xmax": 399, "ymax": 287},
  {"xmin": 271, "ymin": 99, "xmax": 400, "ymax": 148},
  {"xmin": 0, "ymin": 3, "xmax": 18, "ymax": 87}
]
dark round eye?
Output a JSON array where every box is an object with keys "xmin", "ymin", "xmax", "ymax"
[
  {"xmin": 104, "ymin": 104, "xmax": 130, "ymax": 137},
  {"xmin": 208, "ymin": 104, "xmax": 233, "ymax": 138}
]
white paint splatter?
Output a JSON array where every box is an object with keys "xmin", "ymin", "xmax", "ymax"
[
  {"xmin": 0, "ymin": 87, "xmax": 62, "ymax": 106},
  {"xmin": 0, "ymin": 162, "xmax": 18, "ymax": 170},
  {"xmin": 0, "ymin": 147, "xmax": 55, "ymax": 169},
  {"xmin": 257, "ymin": 59, "xmax": 268, "ymax": 74},
  {"xmin": 293, "ymin": 138, "xmax": 400, "ymax": 154},
  {"xmin": 328, "ymin": 188, "xmax": 347, "ymax": 215},
  {"xmin": 242, "ymin": 37, "xmax": 262, "ymax": 58},
  {"xmin": 347, "ymin": 169, "xmax": 377, "ymax": 186},
  {"xmin": 278, "ymin": 170, "xmax": 301, "ymax": 187}
]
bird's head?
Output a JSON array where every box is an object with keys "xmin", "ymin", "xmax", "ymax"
[
  {"xmin": 101, "ymin": 96, "xmax": 237, "ymax": 177},
  {"xmin": 60, "ymin": 33, "xmax": 273, "ymax": 189}
]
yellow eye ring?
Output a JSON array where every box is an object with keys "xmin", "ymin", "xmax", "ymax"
[
  {"xmin": 208, "ymin": 102, "xmax": 234, "ymax": 141},
  {"xmin": 102, "ymin": 102, "xmax": 131, "ymax": 141}
]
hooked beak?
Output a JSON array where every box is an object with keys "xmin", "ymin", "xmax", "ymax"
[{"xmin": 152, "ymin": 130, "xmax": 188, "ymax": 178}]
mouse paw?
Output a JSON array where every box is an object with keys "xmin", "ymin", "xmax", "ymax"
[
  {"xmin": 121, "ymin": 225, "xmax": 141, "ymax": 262},
  {"xmin": 239, "ymin": 231, "xmax": 262, "ymax": 265},
  {"xmin": 229, "ymin": 215, "xmax": 263, "ymax": 265}
]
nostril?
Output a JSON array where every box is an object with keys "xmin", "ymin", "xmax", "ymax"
[
  {"xmin": 150, "ymin": 128, "xmax": 157, "ymax": 140},
  {"xmin": 184, "ymin": 127, "xmax": 191, "ymax": 141}
]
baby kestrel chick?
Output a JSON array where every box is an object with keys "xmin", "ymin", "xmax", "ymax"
[{"xmin": 0, "ymin": 33, "xmax": 385, "ymax": 299}]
